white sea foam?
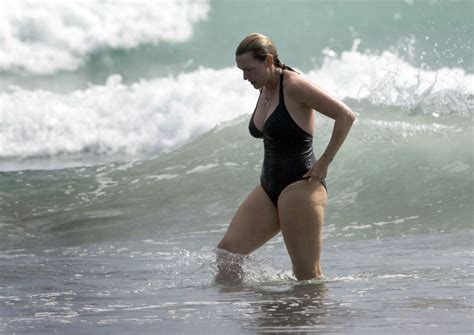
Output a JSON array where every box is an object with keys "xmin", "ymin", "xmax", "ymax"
[
  {"xmin": 0, "ymin": 0, "xmax": 210, "ymax": 74},
  {"xmin": 185, "ymin": 163, "xmax": 219, "ymax": 174},
  {"xmin": 308, "ymin": 47, "xmax": 474, "ymax": 99},
  {"xmin": 306, "ymin": 47, "xmax": 474, "ymax": 115},
  {"xmin": 145, "ymin": 174, "xmax": 179, "ymax": 181},
  {"xmin": 1, "ymin": 50, "xmax": 471, "ymax": 159},
  {"xmin": 361, "ymin": 120, "xmax": 456, "ymax": 137},
  {"xmin": 0, "ymin": 68, "xmax": 256, "ymax": 158}
]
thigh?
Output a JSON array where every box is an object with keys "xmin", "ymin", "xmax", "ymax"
[
  {"xmin": 277, "ymin": 180, "xmax": 327, "ymax": 276},
  {"xmin": 217, "ymin": 185, "xmax": 280, "ymax": 254}
]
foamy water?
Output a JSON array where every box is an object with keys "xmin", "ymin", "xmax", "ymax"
[
  {"xmin": 1, "ymin": 51, "xmax": 472, "ymax": 159},
  {"xmin": 0, "ymin": 0, "xmax": 210, "ymax": 74}
]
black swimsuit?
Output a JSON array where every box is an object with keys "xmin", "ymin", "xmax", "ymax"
[{"xmin": 249, "ymin": 71, "xmax": 327, "ymax": 206}]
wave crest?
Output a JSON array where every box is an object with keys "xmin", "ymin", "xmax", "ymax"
[{"xmin": 0, "ymin": 0, "xmax": 210, "ymax": 74}]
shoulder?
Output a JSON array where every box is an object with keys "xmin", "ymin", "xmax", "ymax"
[
  {"xmin": 283, "ymin": 70, "xmax": 355, "ymax": 120},
  {"xmin": 283, "ymin": 70, "xmax": 320, "ymax": 105}
]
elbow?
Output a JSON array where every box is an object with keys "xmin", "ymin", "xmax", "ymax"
[
  {"xmin": 348, "ymin": 110, "xmax": 357, "ymax": 123},
  {"xmin": 341, "ymin": 108, "xmax": 356, "ymax": 125}
]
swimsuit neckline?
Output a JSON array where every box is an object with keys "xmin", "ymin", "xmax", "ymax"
[
  {"xmin": 250, "ymin": 71, "xmax": 314, "ymax": 139},
  {"xmin": 252, "ymin": 73, "xmax": 283, "ymax": 134}
]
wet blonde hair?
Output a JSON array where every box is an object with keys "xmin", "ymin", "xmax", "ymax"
[{"xmin": 235, "ymin": 33, "xmax": 296, "ymax": 72}]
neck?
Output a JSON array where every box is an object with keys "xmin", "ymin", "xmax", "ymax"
[{"xmin": 264, "ymin": 68, "xmax": 281, "ymax": 91}]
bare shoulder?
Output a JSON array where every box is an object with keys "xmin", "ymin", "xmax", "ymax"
[
  {"xmin": 282, "ymin": 70, "xmax": 308, "ymax": 92},
  {"xmin": 283, "ymin": 70, "xmax": 355, "ymax": 120},
  {"xmin": 283, "ymin": 70, "xmax": 323, "ymax": 105}
]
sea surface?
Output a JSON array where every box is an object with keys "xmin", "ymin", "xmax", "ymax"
[{"xmin": 0, "ymin": 0, "xmax": 473, "ymax": 334}]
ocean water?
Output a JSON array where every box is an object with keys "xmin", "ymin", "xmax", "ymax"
[{"xmin": 0, "ymin": 0, "xmax": 473, "ymax": 334}]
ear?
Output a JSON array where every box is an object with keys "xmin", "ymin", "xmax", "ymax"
[{"xmin": 265, "ymin": 54, "xmax": 274, "ymax": 67}]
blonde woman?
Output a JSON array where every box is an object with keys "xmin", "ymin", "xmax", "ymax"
[{"xmin": 217, "ymin": 33, "xmax": 356, "ymax": 281}]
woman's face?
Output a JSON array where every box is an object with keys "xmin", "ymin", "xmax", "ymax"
[{"xmin": 236, "ymin": 52, "xmax": 270, "ymax": 89}]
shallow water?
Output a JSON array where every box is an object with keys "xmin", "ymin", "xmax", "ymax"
[{"xmin": 1, "ymin": 230, "xmax": 472, "ymax": 334}]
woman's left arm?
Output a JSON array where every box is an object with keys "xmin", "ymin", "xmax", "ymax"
[{"xmin": 289, "ymin": 77, "xmax": 357, "ymax": 182}]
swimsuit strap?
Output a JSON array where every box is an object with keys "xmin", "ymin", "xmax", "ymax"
[{"xmin": 279, "ymin": 71, "xmax": 284, "ymax": 104}]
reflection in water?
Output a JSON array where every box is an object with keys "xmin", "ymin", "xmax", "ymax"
[
  {"xmin": 250, "ymin": 283, "xmax": 329, "ymax": 334},
  {"xmin": 218, "ymin": 282, "xmax": 330, "ymax": 334}
]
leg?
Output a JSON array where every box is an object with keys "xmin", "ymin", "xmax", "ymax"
[
  {"xmin": 278, "ymin": 180, "xmax": 327, "ymax": 280},
  {"xmin": 218, "ymin": 185, "xmax": 280, "ymax": 254},
  {"xmin": 216, "ymin": 185, "xmax": 280, "ymax": 282}
]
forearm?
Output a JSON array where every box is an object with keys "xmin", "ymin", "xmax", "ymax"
[{"xmin": 319, "ymin": 111, "xmax": 356, "ymax": 162}]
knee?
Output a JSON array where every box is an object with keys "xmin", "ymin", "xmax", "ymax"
[
  {"xmin": 293, "ymin": 268, "xmax": 315, "ymax": 281},
  {"xmin": 292, "ymin": 262, "xmax": 320, "ymax": 281},
  {"xmin": 217, "ymin": 238, "xmax": 234, "ymax": 253},
  {"xmin": 217, "ymin": 239, "xmax": 226, "ymax": 250},
  {"xmin": 217, "ymin": 239, "xmax": 249, "ymax": 255}
]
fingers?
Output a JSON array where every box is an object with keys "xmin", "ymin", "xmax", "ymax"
[
  {"xmin": 304, "ymin": 164, "xmax": 327, "ymax": 183},
  {"xmin": 304, "ymin": 173, "xmax": 324, "ymax": 183}
]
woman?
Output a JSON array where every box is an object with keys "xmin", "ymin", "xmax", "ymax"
[{"xmin": 216, "ymin": 33, "xmax": 356, "ymax": 281}]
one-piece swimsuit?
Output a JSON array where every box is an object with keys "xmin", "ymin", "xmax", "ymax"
[{"xmin": 248, "ymin": 71, "xmax": 327, "ymax": 206}]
